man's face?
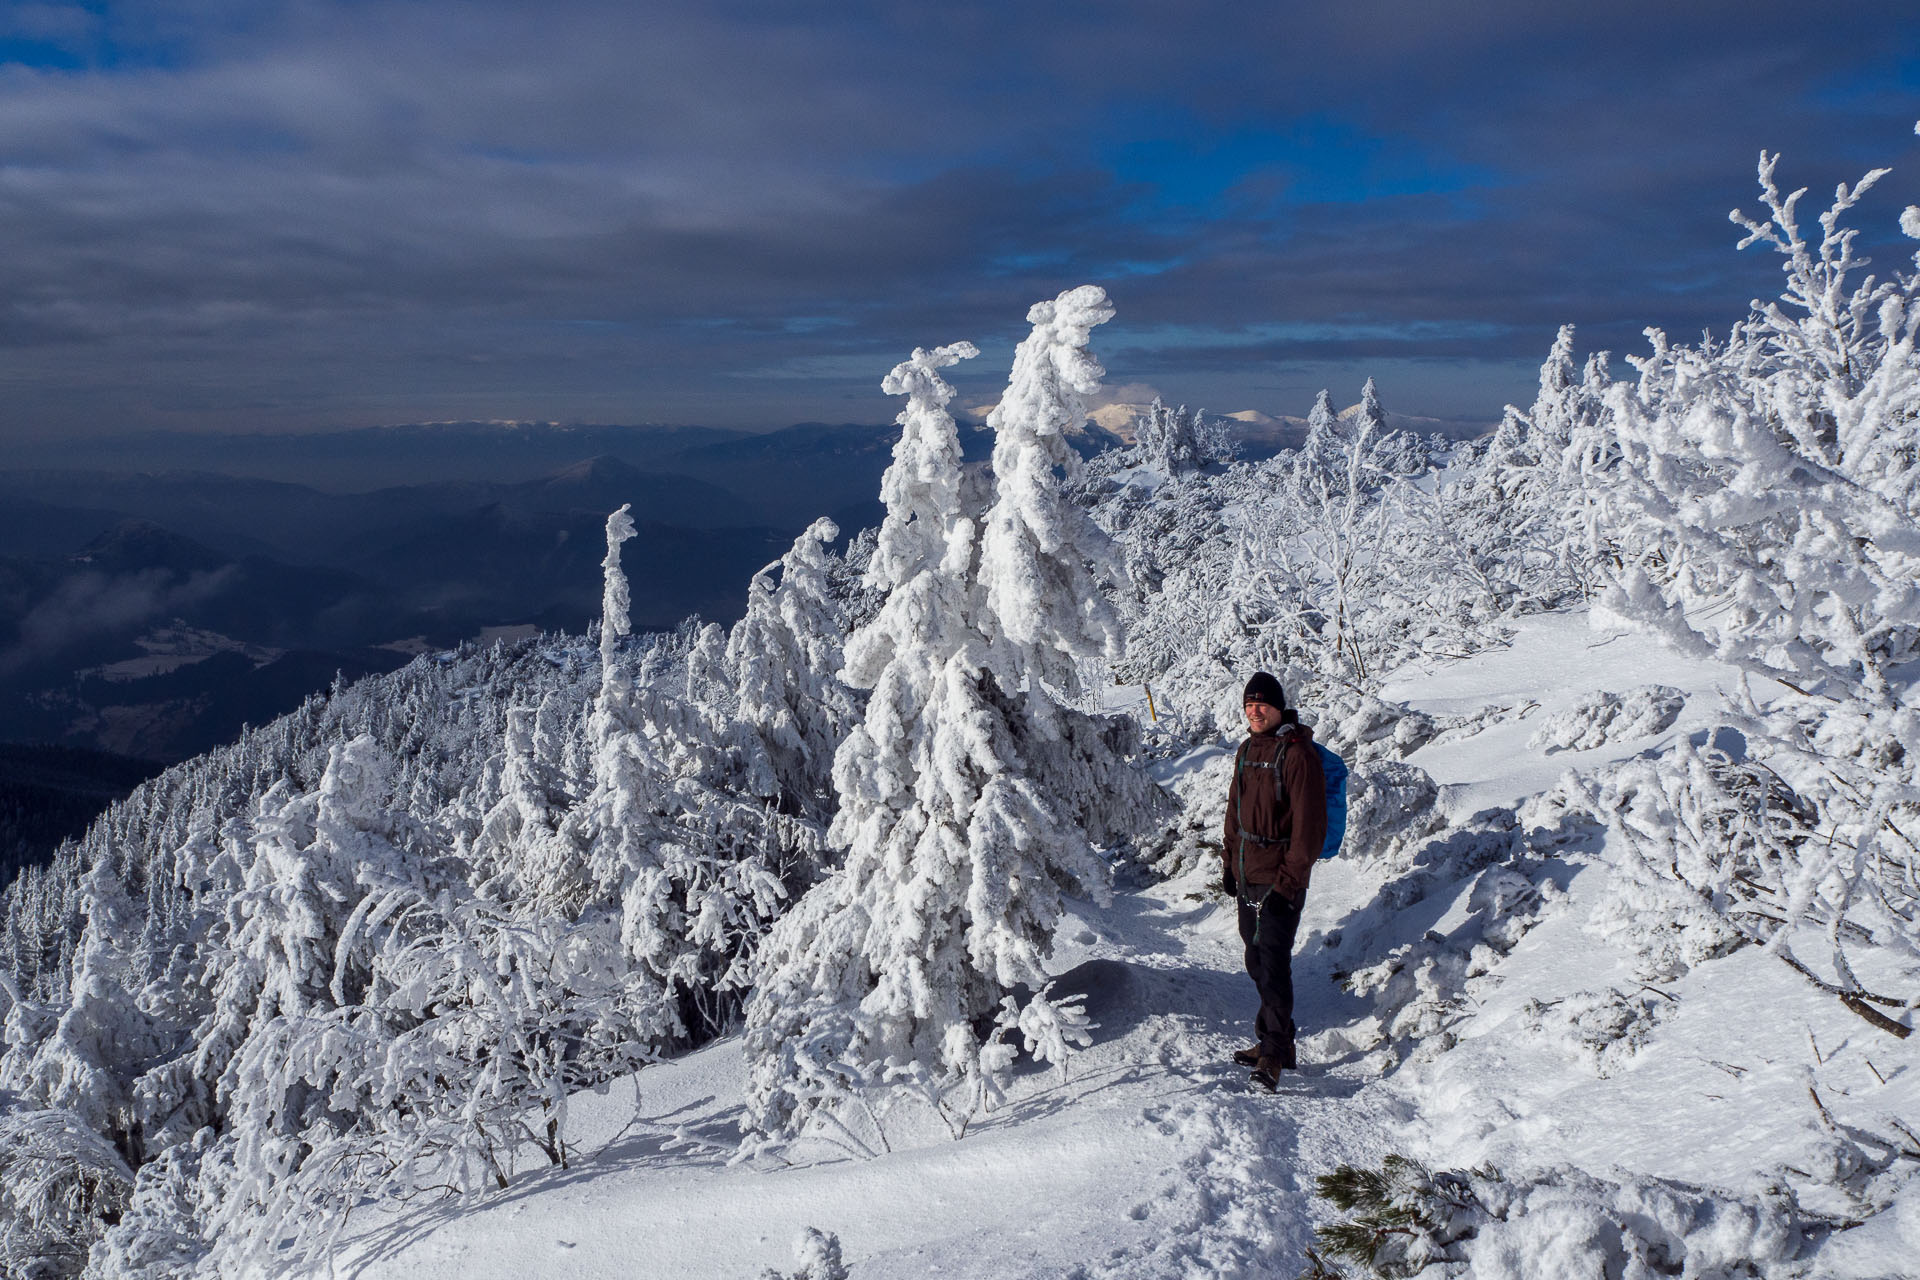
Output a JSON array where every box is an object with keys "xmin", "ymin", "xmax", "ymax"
[{"xmin": 1244, "ymin": 700, "xmax": 1281, "ymax": 733}]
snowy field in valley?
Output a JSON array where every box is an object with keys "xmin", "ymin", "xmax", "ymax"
[{"xmin": 323, "ymin": 609, "xmax": 1920, "ymax": 1280}]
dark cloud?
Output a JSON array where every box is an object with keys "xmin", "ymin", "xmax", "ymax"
[{"xmin": 0, "ymin": 0, "xmax": 1915, "ymax": 440}]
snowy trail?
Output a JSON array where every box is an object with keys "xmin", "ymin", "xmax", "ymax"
[{"xmin": 334, "ymin": 871, "xmax": 1397, "ymax": 1280}]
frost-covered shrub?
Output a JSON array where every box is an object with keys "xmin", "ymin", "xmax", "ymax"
[
  {"xmin": 1233, "ymin": 381, "xmax": 1486, "ymax": 694},
  {"xmin": 1518, "ymin": 986, "xmax": 1674, "ymax": 1076},
  {"xmin": 1568, "ymin": 737, "xmax": 1814, "ymax": 982},
  {"xmin": 1306, "ymin": 1157, "xmax": 1808, "ymax": 1280},
  {"xmin": 1575, "ymin": 144, "xmax": 1920, "ymax": 704},
  {"xmin": 1537, "ymin": 132, "xmax": 1920, "ymax": 1040},
  {"xmin": 1132, "ymin": 747, "xmax": 1236, "ymax": 881},
  {"xmin": 0, "ymin": 1105, "xmax": 132, "ymax": 1280},
  {"xmin": 1525, "ymin": 684, "xmax": 1686, "ymax": 754},
  {"xmin": 1322, "ymin": 695, "xmax": 1439, "ymax": 764},
  {"xmin": 760, "ymin": 1228, "xmax": 851, "ymax": 1280},
  {"xmin": 1342, "ymin": 762, "xmax": 1444, "ymax": 866}
]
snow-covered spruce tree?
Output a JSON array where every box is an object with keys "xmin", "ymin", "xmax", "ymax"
[
  {"xmin": 979, "ymin": 284, "xmax": 1127, "ymax": 698},
  {"xmin": 1133, "ymin": 398, "xmax": 1228, "ymax": 475},
  {"xmin": 1292, "ymin": 388, "xmax": 1346, "ymax": 490},
  {"xmin": 742, "ymin": 339, "xmax": 986, "ymax": 1146},
  {"xmin": 745, "ymin": 293, "xmax": 1160, "ymax": 1148},
  {"xmin": 726, "ymin": 518, "xmax": 863, "ymax": 820}
]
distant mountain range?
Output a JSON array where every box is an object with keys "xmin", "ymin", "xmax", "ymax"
[
  {"xmin": 0, "ymin": 410, "xmax": 1489, "ymax": 767},
  {"xmin": 0, "ymin": 420, "xmax": 960, "ymax": 763}
]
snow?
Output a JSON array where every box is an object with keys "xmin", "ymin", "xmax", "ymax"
[
  {"xmin": 1380, "ymin": 610, "xmax": 1786, "ymax": 815},
  {"xmin": 326, "ymin": 869, "xmax": 1396, "ymax": 1279},
  {"xmin": 324, "ymin": 608, "xmax": 1916, "ymax": 1280}
]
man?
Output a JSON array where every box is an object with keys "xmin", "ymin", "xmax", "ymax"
[{"xmin": 1222, "ymin": 671, "xmax": 1327, "ymax": 1090}]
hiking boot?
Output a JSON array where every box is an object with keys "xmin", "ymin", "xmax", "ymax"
[
  {"xmin": 1231, "ymin": 1046, "xmax": 1261, "ymax": 1067},
  {"xmin": 1250, "ymin": 1056, "xmax": 1284, "ymax": 1091}
]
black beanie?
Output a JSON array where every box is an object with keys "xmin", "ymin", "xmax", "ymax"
[{"xmin": 1242, "ymin": 671, "xmax": 1286, "ymax": 709}]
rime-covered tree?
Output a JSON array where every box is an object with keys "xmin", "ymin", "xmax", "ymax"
[
  {"xmin": 1134, "ymin": 398, "xmax": 1226, "ymax": 474},
  {"xmin": 1438, "ymin": 325, "xmax": 1613, "ymax": 611},
  {"xmin": 980, "ymin": 284, "xmax": 1125, "ymax": 698},
  {"xmin": 742, "ymin": 340, "xmax": 986, "ymax": 1141},
  {"xmin": 1560, "ymin": 132, "xmax": 1920, "ymax": 1037},
  {"xmin": 745, "ymin": 293, "xmax": 1161, "ymax": 1147},
  {"xmin": 1294, "ymin": 388, "xmax": 1345, "ymax": 487},
  {"xmin": 727, "ymin": 518, "xmax": 862, "ymax": 819},
  {"xmin": 578, "ymin": 510, "xmax": 792, "ymax": 1043}
]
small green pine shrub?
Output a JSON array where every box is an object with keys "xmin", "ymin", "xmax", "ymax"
[{"xmin": 1299, "ymin": 1154, "xmax": 1498, "ymax": 1279}]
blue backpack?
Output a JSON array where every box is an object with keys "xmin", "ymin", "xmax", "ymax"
[
  {"xmin": 1314, "ymin": 743, "xmax": 1349, "ymax": 860},
  {"xmin": 1232, "ymin": 732, "xmax": 1350, "ymax": 859}
]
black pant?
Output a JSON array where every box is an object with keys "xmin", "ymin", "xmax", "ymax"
[{"xmin": 1237, "ymin": 888, "xmax": 1304, "ymax": 1068}]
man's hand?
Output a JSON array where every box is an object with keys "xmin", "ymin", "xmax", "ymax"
[{"xmin": 1222, "ymin": 870, "xmax": 1238, "ymax": 898}]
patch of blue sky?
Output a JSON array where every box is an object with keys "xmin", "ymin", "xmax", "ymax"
[
  {"xmin": 1103, "ymin": 113, "xmax": 1502, "ymax": 215},
  {"xmin": 987, "ymin": 249, "xmax": 1077, "ymax": 276},
  {"xmin": 0, "ymin": 0, "xmax": 191, "ymax": 74},
  {"xmin": 983, "ymin": 248, "xmax": 1184, "ymax": 281},
  {"xmin": 0, "ymin": 37, "xmax": 85, "ymax": 70},
  {"xmin": 1806, "ymin": 45, "xmax": 1920, "ymax": 110}
]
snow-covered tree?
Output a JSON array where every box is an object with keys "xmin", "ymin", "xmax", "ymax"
[
  {"xmin": 599, "ymin": 502, "xmax": 637, "ymax": 677},
  {"xmin": 1581, "ymin": 149, "xmax": 1920, "ymax": 704},
  {"xmin": 579, "ymin": 516, "xmax": 794, "ymax": 1046},
  {"xmin": 1134, "ymin": 399, "xmax": 1228, "ymax": 474},
  {"xmin": 980, "ymin": 284, "xmax": 1125, "ymax": 699},
  {"xmin": 1561, "ymin": 132, "xmax": 1920, "ymax": 1037},
  {"xmin": 727, "ymin": 518, "xmax": 862, "ymax": 819},
  {"xmin": 743, "ymin": 340, "xmax": 986, "ymax": 1142},
  {"xmin": 745, "ymin": 298, "xmax": 1159, "ymax": 1147},
  {"xmin": 0, "ymin": 1104, "xmax": 132, "ymax": 1280},
  {"xmin": 1292, "ymin": 388, "xmax": 1346, "ymax": 490}
]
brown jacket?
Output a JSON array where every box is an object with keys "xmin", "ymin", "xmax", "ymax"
[{"xmin": 1223, "ymin": 724, "xmax": 1328, "ymax": 903}]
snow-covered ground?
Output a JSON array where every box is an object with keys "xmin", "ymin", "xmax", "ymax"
[{"xmin": 328, "ymin": 609, "xmax": 1920, "ymax": 1279}]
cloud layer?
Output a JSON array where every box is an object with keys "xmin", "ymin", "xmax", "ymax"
[{"xmin": 1, "ymin": 1, "xmax": 1915, "ymax": 439}]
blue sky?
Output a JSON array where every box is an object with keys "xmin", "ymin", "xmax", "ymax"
[{"xmin": 0, "ymin": 0, "xmax": 1916, "ymax": 442}]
